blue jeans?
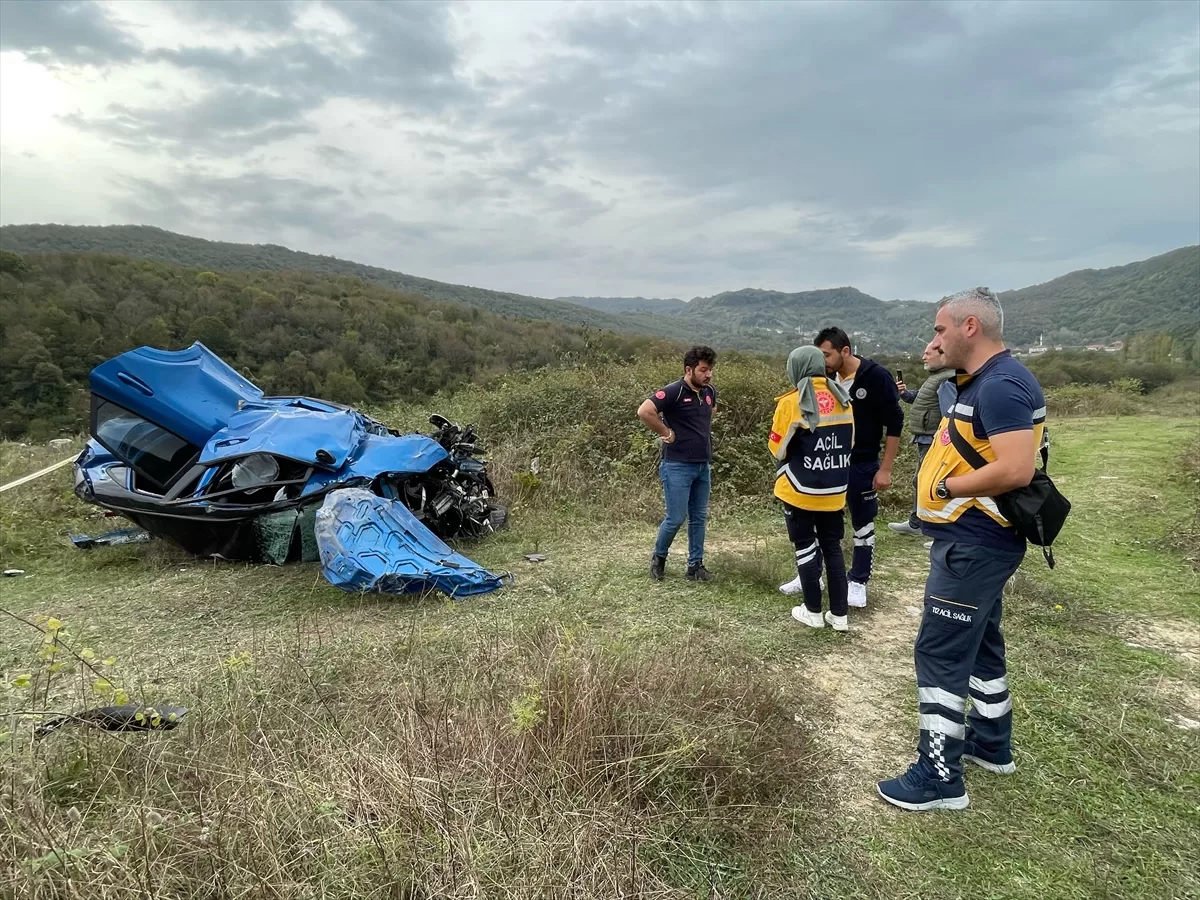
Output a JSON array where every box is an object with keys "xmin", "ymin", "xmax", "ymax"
[{"xmin": 653, "ymin": 460, "xmax": 710, "ymax": 566}]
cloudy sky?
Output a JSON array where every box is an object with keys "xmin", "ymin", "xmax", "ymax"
[{"xmin": 1, "ymin": 0, "xmax": 1197, "ymax": 302}]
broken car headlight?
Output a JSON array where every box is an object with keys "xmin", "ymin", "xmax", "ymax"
[
  {"xmin": 99, "ymin": 464, "xmax": 128, "ymax": 484},
  {"xmin": 231, "ymin": 453, "xmax": 280, "ymax": 490}
]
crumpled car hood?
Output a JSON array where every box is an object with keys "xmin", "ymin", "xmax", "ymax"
[{"xmin": 201, "ymin": 403, "xmax": 361, "ymax": 469}]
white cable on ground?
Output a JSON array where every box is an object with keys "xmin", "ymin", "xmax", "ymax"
[{"xmin": 0, "ymin": 455, "xmax": 77, "ymax": 495}]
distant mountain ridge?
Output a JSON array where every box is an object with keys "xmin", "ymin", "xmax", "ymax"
[
  {"xmin": 554, "ymin": 295, "xmax": 687, "ymax": 315},
  {"xmin": 2, "ymin": 223, "xmax": 1195, "ymax": 352},
  {"xmin": 559, "ymin": 252, "xmax": 1200, "ymax": 348}
]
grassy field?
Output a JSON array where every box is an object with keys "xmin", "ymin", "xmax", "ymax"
[{"xmin": 1, "ymin": 412, "xmax": 1197, "ymax": 899}]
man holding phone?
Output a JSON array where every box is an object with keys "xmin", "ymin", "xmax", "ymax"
[{"xmin": 890, "ymin": 346, "xmax": 956, "ymax": 536}]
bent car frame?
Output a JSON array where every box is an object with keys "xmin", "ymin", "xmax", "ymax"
[{"xmin": 73, "ymin": 342, "xmax": 507, "ymax": 565}]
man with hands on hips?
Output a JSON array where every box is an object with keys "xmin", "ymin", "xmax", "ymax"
[{"xmin": 637, "ymin": 346, "xmax": 719, "ymax": 584}]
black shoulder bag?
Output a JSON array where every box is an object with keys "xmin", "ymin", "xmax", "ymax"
[{"xmin": 947, "ymin": 425, "xmax": 1071, "ymax": 569}]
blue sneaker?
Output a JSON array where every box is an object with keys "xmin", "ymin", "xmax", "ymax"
[
  {"xmin": 962, "ymin": 741, "xmax": 1016, "ymax": 774},
  {"xmin": 877, "ymin": 759, "xmax": 970, "ymax": 811}
]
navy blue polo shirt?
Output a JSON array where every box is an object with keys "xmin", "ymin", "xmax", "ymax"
[
  {"xmin": 648, "ymin": 379, "xmax": 718, "ymax": 463},
  {"xmin": 923, "ymin": 350, "xmax": 1046, "ymax": 550}
]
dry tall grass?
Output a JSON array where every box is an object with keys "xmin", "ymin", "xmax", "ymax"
[{"xmin": 2, "ymin": 619, "xmax": 826, "ymax": 899}]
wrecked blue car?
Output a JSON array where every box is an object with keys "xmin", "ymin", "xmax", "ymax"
[{"xmin": 73, "ymin": 342, "xmax": 508, "ymax": 592}]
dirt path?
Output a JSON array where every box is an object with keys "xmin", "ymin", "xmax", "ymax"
[{"xmin": 797, "ymin": 559, "xmax": 930, "ymax": 813}]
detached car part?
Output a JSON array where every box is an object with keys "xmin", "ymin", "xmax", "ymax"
[
  {"xmin": 69, "ymin": 527, "xmax": 152, "ymax": 550},
  {"xmin": 34, "ymin": 703, "xmax": 189, "ymax": 738},
  {"xmin": 316, "ymin": 488, "xmax": 510, "ymax": 596}
]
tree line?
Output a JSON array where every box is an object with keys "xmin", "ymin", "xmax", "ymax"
[{"xmin": 0, "ymin": 251, "xmax": 668, "ymax": 440}]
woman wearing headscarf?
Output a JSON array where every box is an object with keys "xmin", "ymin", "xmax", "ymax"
[{"xmin": 768, "ymin": 346, "xmax": 856, "ymax": 630}]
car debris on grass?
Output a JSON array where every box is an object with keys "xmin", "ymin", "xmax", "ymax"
[{"xmin": 70, "ymin": 341, "xmax": 510, "ymax": 597}]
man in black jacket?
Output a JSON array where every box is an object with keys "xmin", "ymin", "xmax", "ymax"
[{"xmin": 815, "ymin": 327, "xmax": 904, "ymax": 609}]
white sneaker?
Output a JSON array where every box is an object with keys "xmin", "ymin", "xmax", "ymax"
[
  {"xmin": 791, "ymin": 606, "xmax": 824, "ymax": 628},
  {"xmin": 824, "ymin": 611, "xmax": 848, "ymax": 631},
  {"xmin": 779, "ymin": 574, "xmax": 804, "ymax": 594},
  {"xmin": 887, "ymin": 521, "xmax": 922, "ymax": 536},
  {"xmin": 924, "ymin": 541, "xmax": 933, "ymax": 550},
  {"xmin": 847, "ymin": 581, "xmax": 867, "ymax": 608}
]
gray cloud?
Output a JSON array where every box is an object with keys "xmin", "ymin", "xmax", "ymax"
[
  {"xmin": 58, "ymin": 0, "xmax": 471, "ymax": 158},
  {"xmin": 64, "ymin": 88, "xmax": 318, "ymax": 154},
  {"xmin": 147, "ymin": 1, "xmax": 469, "ymax": 110},
  {"xmin": 0, "ymin": 0, "xmax": 140, "ymax": 66},
  {"xmin": 514, "ymin": 0, "xmax": 1198, "ymax": 213},
  {"xmin": 314, "ymin": 144, "xmax": 358, "ymax": 170},
  {"xmin": 167, "ymin": 0, "xmax": 304, "ymax": 33},
  {"xmin": 2, "ymin": 0, "xmax": 1197, "ymax": 302},
  {"xmin": 114, "ymin": 170, "xmax": 446, "ymax": 247}
]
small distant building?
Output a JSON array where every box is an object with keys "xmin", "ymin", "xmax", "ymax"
[{"xmin": 1086, "ymin": 344, "xmax": 1104, "ymax": 352}]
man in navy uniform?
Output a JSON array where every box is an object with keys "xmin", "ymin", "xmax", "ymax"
[
  {"xmin": 878, "ymin": 287, "xmax": 1046, "ymax": 812},
  {"xmin": 637, "ymin": 346, "xmax": 718, "ymax": 582}
]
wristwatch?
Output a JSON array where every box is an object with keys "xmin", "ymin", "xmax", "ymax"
[{"xmin": 935, "ymin": 478, "xmax": 952, "ymax": 500}]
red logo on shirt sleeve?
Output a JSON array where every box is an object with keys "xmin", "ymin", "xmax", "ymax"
[
  {"xmin": 940, "ymin": 428, "xmax": 952, "ymax": 446},
  {"xmin": 769, "ymin": 431, "xmax": 781, "ymax": 443},
  {"xmin": 816, "ymin": 390, "xmax": 835, "ymax": 415},
  {"xmin": 655, "ymin": 390, "xmax": 666, "ymax": 400},
  {"xmin": 706, "ymin": 395, "xmax": 712, "ymax": 405}
]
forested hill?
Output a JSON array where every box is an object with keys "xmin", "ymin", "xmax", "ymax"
[
  {"xmin": 0, "ymin": 251, "xmax": 672, "ymax": 440},
  {"xmin": 997, "ymin": 245, "xmax": 1200, "ymax": 346},
  {"xmin": 1, "ymin": 224, "xmax": 1196, "ymax": 352},
  {"xmin": 0, "ymin": 224, "xmax": 685, "ymax": 341}
]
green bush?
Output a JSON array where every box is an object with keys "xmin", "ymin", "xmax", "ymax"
[
  {"xmin": 1027, "ymin": 350, "xmax": 1185, "ymax": 393},
  {"xmin": 1125, "ymin": 362, "xmax": 1176, "ymax": 393},
  {"xmin": 381, "ymin": 355, "xmax": 932, "ymax": 521},
  {"xmin": 1044, "ymin": 380, "xmax": 1141, "ymax": 417}
]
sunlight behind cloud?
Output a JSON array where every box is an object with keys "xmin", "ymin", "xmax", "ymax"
[{"xmin": 0, "ymin": 52, "xmax": 69, "ymax": 144}]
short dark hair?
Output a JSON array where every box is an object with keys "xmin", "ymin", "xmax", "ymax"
[
  {"xmin": 684, "ymin": 345, "xmax": 716, "ymax": 370},
  {"xmin": 814, "ymin": 327, "xmax": 852, "ymax": 353}
]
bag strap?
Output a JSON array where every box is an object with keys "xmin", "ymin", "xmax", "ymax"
[
  {"xmin": 1036, "ymin": 514, "xmax": 1055, "ymax": 569},
  {"xmin": 950, "ymin": 416, "xmax": 1050, "ymax": 478},
  {"xmin": 946, "ymin": 419, "xmax": 990, "ymax": 472}
]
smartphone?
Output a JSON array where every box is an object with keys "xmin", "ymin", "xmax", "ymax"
[{"xmin": 896, "ymin": 369, "xmax": 904, "ymax": 382}]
